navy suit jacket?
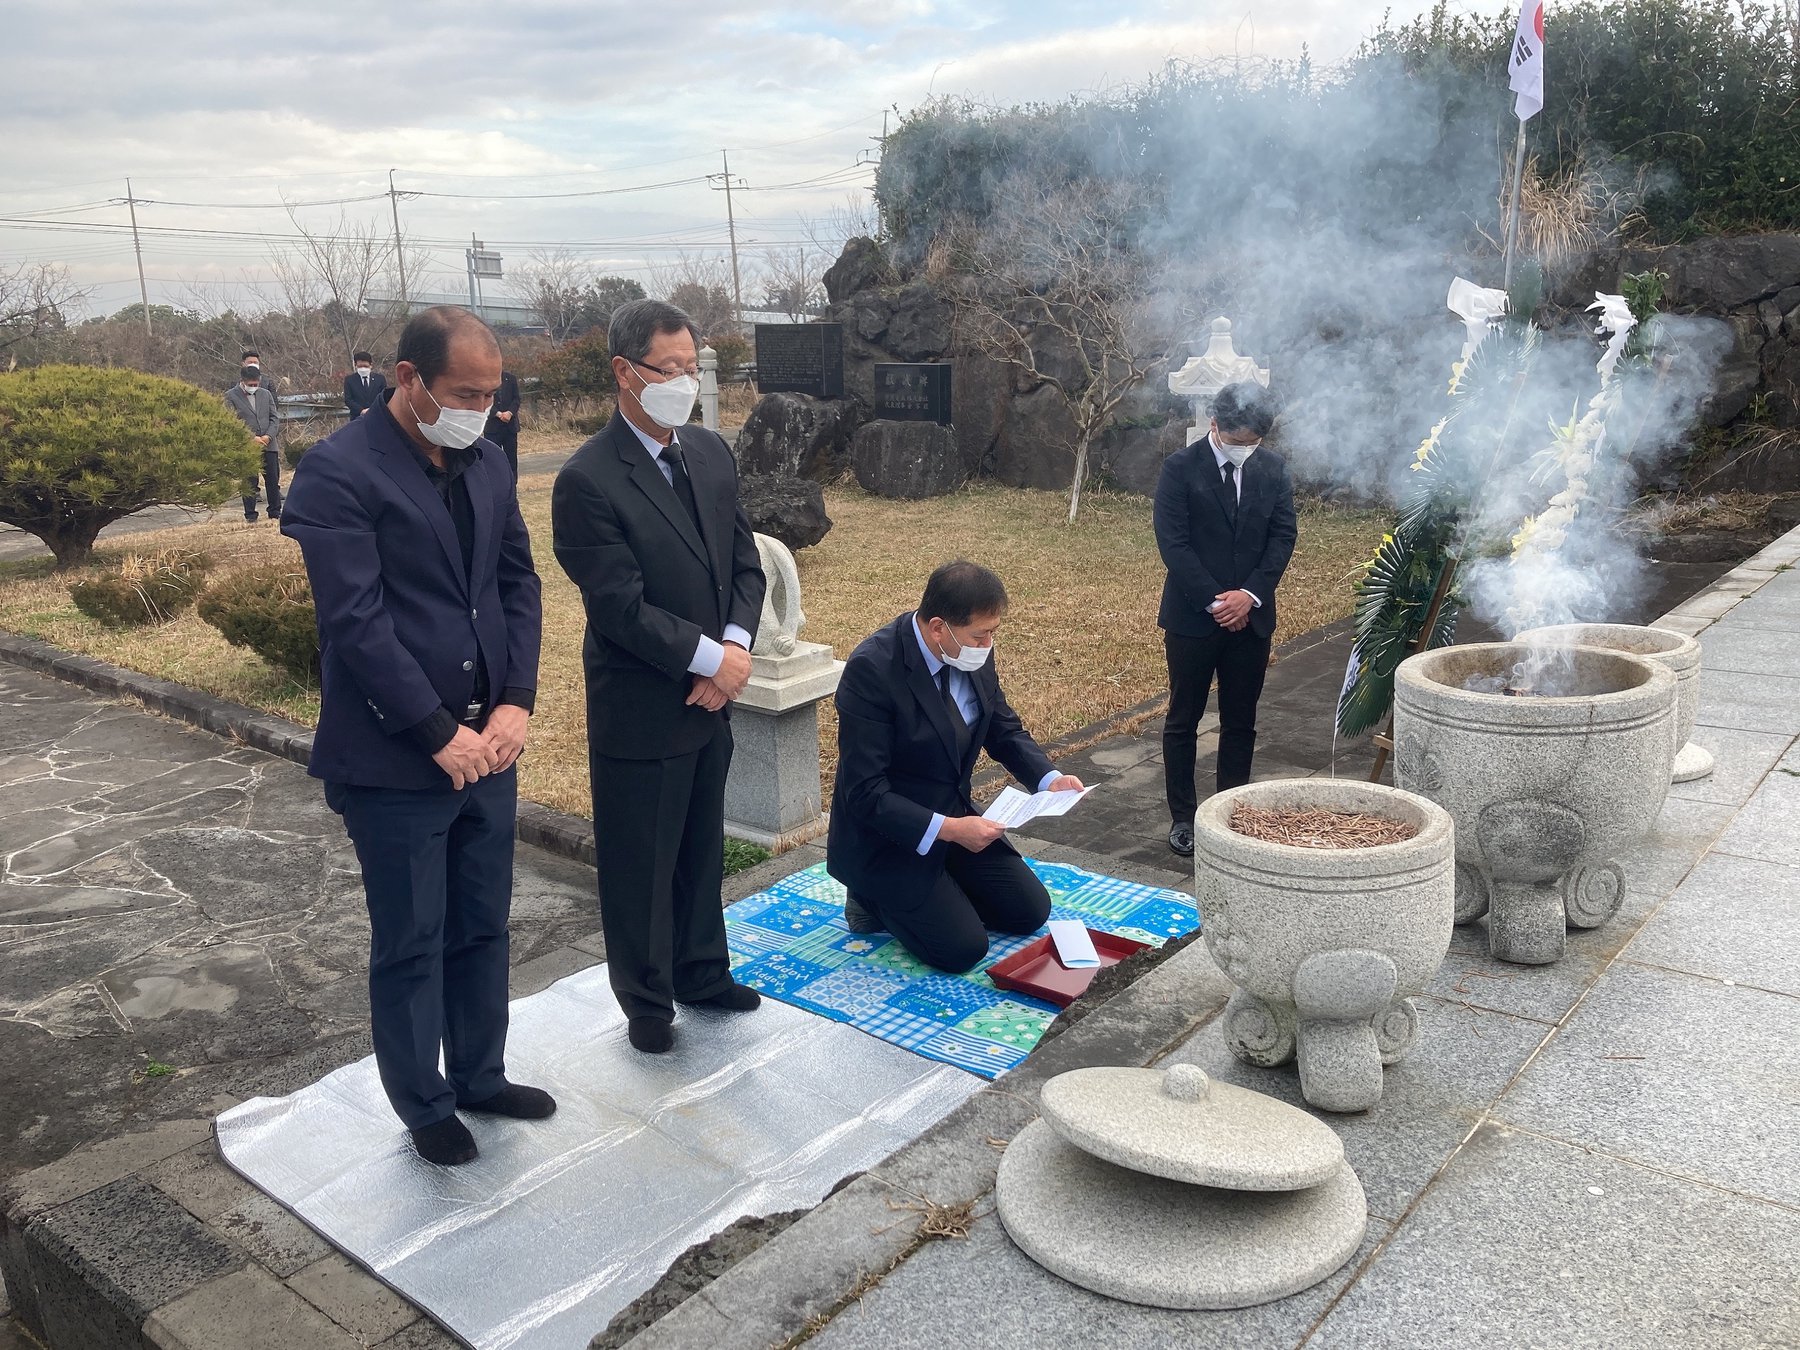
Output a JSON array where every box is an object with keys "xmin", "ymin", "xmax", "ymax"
[
  {"xmin": 342, "ymin": 369, "xmax": 388, "ymax": 418},
  {"xmin": 281, "ymin": 398, "xmax": 542, "ymax": 790},
  {"xmin": 827, "ymin": 612, "xmax": 1055, "ymax": 912},
  {"xmin": 1153, "ymin": 441, "xmax": 1298, "ymax": 640}
]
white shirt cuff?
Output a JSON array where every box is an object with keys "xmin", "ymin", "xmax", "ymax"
[
  {"xmin": 918, "ymin": 813, "xmax": 946, "ymax": 855},
  {"xmin": 1037, "ymin": 770, "xmax": 1060, "ymax": 792},
  {"xmin": 722, "ymin": 624, "xmax": 753, "ymax": 651},
  {"xmin": 689, "ymin": 634, "xmax": 724, "ymax": 678},
  {"xmin": 1246, "ymin": 591, "xmax": 1262, "ymax": 608}
]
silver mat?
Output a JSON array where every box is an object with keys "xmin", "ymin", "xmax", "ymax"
[{"xmin": 215, "ymin": 961, "xmax": 983, "ymax": 1349}]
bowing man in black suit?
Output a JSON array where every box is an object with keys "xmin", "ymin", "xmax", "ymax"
[
  {"xmin": 343, "ymin": 350, "xmax": 388, "ymax": 418},
  {"xmin": 282, "ymin": 305, "xmax": 553, "ymax": 1167},
  {"xmin": 828, "ymin": 561, "xmax": 1084, "ymax": 973},
  {"xmin": 551, "ymin": 300, "xmax": 766, "ymax": 1055},
  {"xmin": 1154, "ymin": 380, "xmax": 1298, "ymax": 857}
]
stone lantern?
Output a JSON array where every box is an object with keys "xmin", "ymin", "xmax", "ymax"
[{"xmin": 1167, "ymin": 317, "xmax": 1271, "ymax": 444}]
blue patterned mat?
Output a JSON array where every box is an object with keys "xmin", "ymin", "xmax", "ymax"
[{"xmin": 724, "ymin": 859, "xmax": 1200, "ymax": 1078}]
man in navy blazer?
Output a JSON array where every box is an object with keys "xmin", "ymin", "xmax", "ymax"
[
  {"xmin": 282, "ymin": 305, "xmax": 554, "ymax": 1167},
  {"xmin": 343, "ymin": 350, "xmax": 387, "ymax": 418},
  {"xmin": 828, "ymin": 561, "xmax": 1083, "ymax": 973},
  {"xmin": 1154, "ymin": 381, "xmax": 1298, "ymax": 857}
]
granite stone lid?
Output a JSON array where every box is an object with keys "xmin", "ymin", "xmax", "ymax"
[{"xmin": 1037, "ymin": 1064, "xmax": 1343, "ymax": 1191}]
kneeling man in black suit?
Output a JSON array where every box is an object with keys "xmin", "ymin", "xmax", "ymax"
[{"xmin": 828, "ymin": 561, "xmax": 1083, "ymax": 973}]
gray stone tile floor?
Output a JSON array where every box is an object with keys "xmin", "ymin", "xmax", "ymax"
[
  {"xmin": 5, "ymin": 533, "xmax": 1800, "ymax": 1349},
  {"xmin": 663, "ymin": 537, "xmax": 1800, "ymax": 1349}
]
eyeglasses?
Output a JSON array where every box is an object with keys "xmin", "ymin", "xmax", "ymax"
[{"xmin": 631, "ymin": 358, "xmax": 700, "ymax": 380}]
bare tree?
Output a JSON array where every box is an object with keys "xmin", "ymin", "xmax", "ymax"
[
  {"xmin": 273, "ymin": 208, "xmax": 399, "ymax": 372},
  {"xmin": 951, "ymin": 176, "xmax": 1163, "ymax": 522},
  {"xmin": 802, "ymin": 194, "xmax": 881, "ymax": 258},
  {"xmin": 0, "ymin": 262, "xmax": 88, "ymax": 353},
  {"xmin": 652, "ymin": 251, "xmax": 739, "ymax": 336},
  {"xmin": 757, "ymin": 244, "xmax": 827, "ymax": 321},
  {"xmin": 509, "ymin": 248, "xmax": 590, "ymax": 342}
]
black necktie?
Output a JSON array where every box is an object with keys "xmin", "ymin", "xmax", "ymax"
[
  {"xmin": 1219, "ymin": 460, "xmax": 1238, "ymax": 524},
  {"xmin": 939, "ymin": 667, "xmax": 971, "ymax": 757},
  {"xmin": 661, "ymin": 443, "xmax": 702, "ymax": 532}
]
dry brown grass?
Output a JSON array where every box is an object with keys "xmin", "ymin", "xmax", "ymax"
[
  {"xmin": 0, "ymin": 483, "xmax": 1384, "ymax": 818},
  {"xmin": 1632, "ymin": 490, "xmax": 1780, "ymax": 534}
]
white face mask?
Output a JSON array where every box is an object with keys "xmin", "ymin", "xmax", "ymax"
[
  {"xmin": 408, "ymin": 380, "xmax": 490, "ymax": 450},
  {"xmin": 1222, "ymin": 443, "xmax": 1257, "ymax": 469},
  {"xmin": 357, "ymin": 366, "xmax": 371, "ymax": 377},
  {"xmin": 635, "ymin": 369, "xmax": 699, "ymax": 430},
  {"xmin": 937, "ymin": 623, "xmax": 993, "ymax": 672}
]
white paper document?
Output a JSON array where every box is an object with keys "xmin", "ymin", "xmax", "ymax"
[
  {"xmin": 1047, "ymin": 920, "xmax": 1101, "ymax": 968},
  {"xmin": 981, "ymin": 784, "xmax": 1094, "ymax": 829}
]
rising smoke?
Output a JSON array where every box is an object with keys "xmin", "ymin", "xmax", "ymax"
[{"xmin": 893, "ymin": 53, "xmax": 1733, "ymax": 639}]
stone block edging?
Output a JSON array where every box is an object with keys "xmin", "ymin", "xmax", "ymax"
[{"xmin": 0, "ymin": 631, "xmax": 601, "ymax": 870}]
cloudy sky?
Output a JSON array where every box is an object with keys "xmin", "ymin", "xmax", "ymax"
[{"xmin": 1, "ymin": 0, "xmax": 1446, "ymax": 318}]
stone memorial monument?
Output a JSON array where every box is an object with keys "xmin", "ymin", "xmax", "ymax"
[
  {"xmin": 1167, "ymin": 317, "xmax": 1270, "ymax": 443},
  {"xmin": 721, "ymin": 533, "xmax": 842, "ymax": 851},
  {"xmin": 754, "ymin": 323, "xmax": 845, "ymax": 398},
  {"xmin": 996, "ymin": 1064, "xmax": 1367, "ymax": 1308},
  {"xmin": 873, "ymin": 362, "xmax": 953, "ymax": 425}
]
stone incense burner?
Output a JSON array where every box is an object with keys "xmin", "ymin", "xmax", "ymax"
[
  {"xmin": 1516, "ymin": 622, "xmax": 1711, "ymax": 784},
  {"xmin": 1192, "ymin": 780, "xmax": 1455, "ymax": 1113},
  {"xmin": 1393, "ymin": 642, "xmax": 1676, "ymax": 966}
]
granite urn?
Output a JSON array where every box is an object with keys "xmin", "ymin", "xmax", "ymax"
[
  {"xmin": 1392, "ymin": 642, "xmax": 1677, "ymax": 966},
  {"xmin": 1191, "ymin": 779, "xmax": 1455, "ymax": 1113}
]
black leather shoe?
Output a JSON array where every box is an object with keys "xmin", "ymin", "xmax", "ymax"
[
  {"xmin": 459, "ymin": 1082, "xmax": 556, "ymax": 1120},
  {"xmin": 628, "ymin": 1016, "xmax": 674, "ymax": 1053},
  {"xmin": 410, "ymin": 1116, "xmax": 478, "ymax": 1166},
  {"xmin": 843, "ymin": 895, "xmax": 883, "ymax": 934},
  {"xmin": 677, "ymin": 982, "xmax": 761, "ymax": 1012},
  {"xmin": 1168, "ymin": 822, "xmax": 1195, "ymax": 857}
]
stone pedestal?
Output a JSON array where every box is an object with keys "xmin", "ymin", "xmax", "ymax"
[{"xmin": 723, "ymin": 640, "xmax": 842, "ymax": 852}]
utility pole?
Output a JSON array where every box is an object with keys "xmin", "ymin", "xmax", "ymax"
[
  {"xmin": 388, "ymin": 169, "xmax": 409, "ymax": 307},
  {"xmin": 721, "ymin": 150, "xmax": 744, "ymax": 333},
  {"xmin": 124, "ymin": 179, "xmax": 151, "ymax": 337}
]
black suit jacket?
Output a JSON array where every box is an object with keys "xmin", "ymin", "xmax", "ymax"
[
  {"xmin": 343, "ymin": 369, "xmax": 388, "ymax": 418},
  {"xmin": 551, "ymin": 411, "xmax": 764, "ymax": 760},
  {"xmin": 827, "ymin": 612, "xmax": 1056, "ymax": 912},
  {"xmin": 281, "ymin": 398, "xmax": 541, "ymax": 790},
  {"xmin": 484, "ymin": 371, "xmax": 521, "ymax": 442},
  {"xmin": 1153, "ymin": 440, "xmax": 1298, "ymax": 640}
]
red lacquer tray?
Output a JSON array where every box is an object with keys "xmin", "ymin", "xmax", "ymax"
[{"xmin": 987, "ymin": 930, "xmax": 1150, "ymax": 1008}]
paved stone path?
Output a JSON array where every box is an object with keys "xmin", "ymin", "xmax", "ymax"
[
  {"xmin": 624, "ymin": 532, "xmax": 1800, "ymax": 1350},
  {"xmin": 0, "ymin": 664, "xmax": 605, "ymax": 1349}
]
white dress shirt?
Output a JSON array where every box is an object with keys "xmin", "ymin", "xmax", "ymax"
[
  {"xmin": 1209, "ymin": 433, "xmax": 1262, "ymax": 612},
  {"xmin": 625, "ymin": 418, "xmax": 752, "ymax": 675},
  {"xmin": 911, "ymin": 616, "xmax": 1058, "ymax": 855}
]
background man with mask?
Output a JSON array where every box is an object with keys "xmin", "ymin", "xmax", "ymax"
[
  {"xmin": 343, "ymin": 349, "xmax": 388, "ymax": 418},
  {"xmin": 827, "ymin": 560, "xmax": 1083, "ymax": 973},
  {"xmin": 1153, "ymin": 380, "xmax": 1297, "ymax": 858},
  {"xmin": 551, "ymin": 299, "xmax": 765, "ymax": 1056},
  {"xmin": 224, "ymin": 363, "xmax": 282, "ymax": 521},
  {"xmin": 484, "ymin": 367, "xmax": 523, "ymax": 479},
  {"xmin": 281, "ymin": 304, "xmax": 553, "ymax": 1167}
]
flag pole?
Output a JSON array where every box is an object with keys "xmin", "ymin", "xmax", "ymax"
[{"xmin": 1502, "ymin": 118, "xmax": 1528, "ymax": 291}]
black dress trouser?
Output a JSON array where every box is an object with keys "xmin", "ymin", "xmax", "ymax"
[
  {"xmin": 1162, "ymin": 626, "xmax": 1273, "ymax": 826},
  {"xmin": 590, "ymin": 721, "xmax": 737, "ymax": 1022},
  {"xmin": 864, "ymin": 845, "xmax": 1051, "ymax": 976},
  {"xmin": 242, "ymin": 449, "xmax": 283, "ymax": 519},
  {"xmin": 326, "ymin": 768, "xmax": 517, "ymax": 1130}
]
